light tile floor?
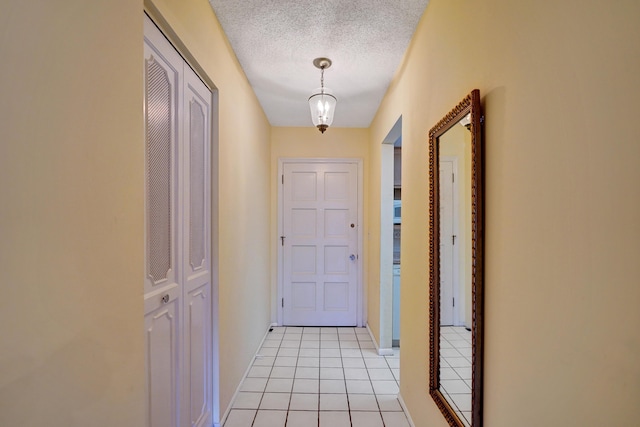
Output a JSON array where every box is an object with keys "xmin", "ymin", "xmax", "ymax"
[
  {"xmin": 224, "ymin": 327, "xmax": 410, "ymax": 427},
  {"xmin": 440, "ymin": 326, "xmax": 472, "ymax": 427}
]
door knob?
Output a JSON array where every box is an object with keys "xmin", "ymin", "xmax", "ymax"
[
  {"xmin": 350, "ymin": 254, "xmax": 356, "ymax": 261},
  {"xmin": 161, "ymin": 294, "xmax": 170, "ymax": 304}
]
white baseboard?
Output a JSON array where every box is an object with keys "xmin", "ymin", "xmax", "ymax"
[
  {"xmin": 398, "ymin": 393, "xmax": 416, "ymax": 427},
  {"xmin": 365, "ymin": 324, "xmax": 412, "ymax": 425},
  {"xmin": 365, "ymin": 323, "xmax": 395, "ymax": 356},
  {"xmin": 218, "ymin": 322, "xmax": 275, "ymax": 426},
  {"xmin": 378, "ymin": 347, "xmax": 395, "ymax": 356}
]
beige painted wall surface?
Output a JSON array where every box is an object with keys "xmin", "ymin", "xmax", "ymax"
[
  {"xmin": 270, "ymin": 127, "xmax": 370, "ymax": 325},
  {"xmin": 0, "ymin": 1, "xmax": 145, "ymax": 426},
  {"xmin": 0, "ymin": 0, "xmax": 272, "ymax": 423},
  {"xmin": 147, "ymin": 0, "xmax": 272, "ymax": 416},
  {"xmin": 370, "ymin": 0, "xmax": 640, "ymax": 426}
]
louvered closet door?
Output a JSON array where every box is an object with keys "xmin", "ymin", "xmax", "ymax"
[
  {"xmin": 144, "ymin": 15, "xmax": 212, "ymax": 427},
  {"xmin": 181, "ymin": 64, "xmax": 212, "ymax": 427},
  {"xmin": 144, "ymin": 18, "xmax": 183, "ymax": 427}
]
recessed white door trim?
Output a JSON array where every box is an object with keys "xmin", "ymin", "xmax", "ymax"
[
  {"xmin": 277, "ymin": 158, "xmax": 364, "ymax": 327},
  {"xmin": 379, "ymin": 116, "xmax": 402, "ymax": 353},
  {"xmin": 379, "ymin": 143, "xmax": 394, "ymax": 349}
]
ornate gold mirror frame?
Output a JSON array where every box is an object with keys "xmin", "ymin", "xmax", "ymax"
[{"xmin": 428, "ymin": 89, "xmax": 484, "ymax": 426}]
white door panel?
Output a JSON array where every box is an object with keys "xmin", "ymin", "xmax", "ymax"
[
  {"xmin": 182, "ymin": 63, "xmax": 212, "ymax": 427},
  {"xmin": 183, "ymin": 65, "xmax": 210, "ymax": 280},
  {"xmin": 283, "ymin": 162, "xmax": 359, "ymax": 326},
  {"xmin": 145, "ymin": 302, "xmax": 180, "ymax": 427},
  {"xmin": 144, "ymin": 284, "xmax": 180, "ymax": 316},
  {"xmin": 143, "ymin": 21, "xmax": 181, "ymax": 300},
  {"xmin": 144, "ymin": 18, "xmax": 182, "ymax": 426},
  {"xmin": 184, "ymin": 284, "xmax": 211, "ymax": 427}
]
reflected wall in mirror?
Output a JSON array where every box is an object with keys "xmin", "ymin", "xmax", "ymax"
[{"xmin": 429, "ymin": 89, "xmax": 484, "ymax": 427}]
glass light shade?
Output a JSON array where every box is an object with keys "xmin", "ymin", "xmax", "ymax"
[{"xmin": 308, "ymin": 89, "xmax": 337, "ymax": 133}]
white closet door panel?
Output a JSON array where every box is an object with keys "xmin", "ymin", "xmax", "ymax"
[
  {"xmin": 145, "ymin": 300, "xmax": 180, "ymax": 427},
  {"xmin": 143, "ymin": 18, "xmax": 183, "ymax": 300},
  {"xmin": 182, "ymin": 65, "xmax": 212, "ymax": 427},
  {"xmin": 184, "ymin": 284, "xmax": 211, "ymax": 427},
  {"xmin": 144, "ymin": 18, "xmax": 184, "ymax": 427},
  {"xmin": 182, "ymin": 66, "xmax": 211, "ymax": 287}
]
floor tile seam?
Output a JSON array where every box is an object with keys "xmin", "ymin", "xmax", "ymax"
[
  {"xmin": 446, "ymin": 365, "xmax": 468, "ymax": 382},
  {"xmin": 249, "ymin": 388, "xmax": 264, "ymax": 427},
  {"xmin": 252, "ymin": 338, "xmax": 280, "ymax": 420},
  {"xmin": 284, "ymin": 373, "xmax": 294, "ymax": 427},
  {"xmin": 361, "ymin": 352, "xmax": 386, "ymax": 420},
  {"xmin": 439, "ymin": 388, "xmax": 471, "ymax": 425},
  {"xmin": 384, "ymin": 356, "xmax": 400, "ymax": 387},
  {"xmin": 311, "ymin": 337, "xmax": 322, "ymax": 407},
  {"xmin": 338, "ymin": 338, "xmax": 355, "ymax": 427}
]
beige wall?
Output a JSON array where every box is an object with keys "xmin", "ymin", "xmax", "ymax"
[
  {"xmin": 146, "ymin": 0, "xmax": 272, "ymax": 416},
  {"xmin": 0, "ymin": 0, "xmax": 145, "ymax": 425},
  {"xmin": 0, "ymin": 0, "xmax": 273, "ymax": 424},
  {"xmin": 3, "ymin": 0, "xmax": 639, "ymax": 425},
  {"xmin": 270, "ymin": 127, "xmax": 370, "ymax": 325},
  {"xmin": 370, "ymin": 0, "xmax": 640, "ymax": 425}
]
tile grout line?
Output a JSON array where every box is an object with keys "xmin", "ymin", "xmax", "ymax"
[
  {"xmin": 250, "ymin": 329, "xmax": 282, "ymax": 427},
  {"xmin": 285, "ymin": 326, "xmax": 297, "ymax": 427},
  {"xmin": 315, "ymin": 328, "xmax": 320, "ymax": 427},
  {"xmin": 366, "ymin": 332, "xmax": 386, "ymax": 427},
  {"xmin": 338, "ymin": 329, "xmax": 353, "ymax": 427},
  {"xmin": 322, "ymin": 331, "xmax": 328, "ymax": 421}
]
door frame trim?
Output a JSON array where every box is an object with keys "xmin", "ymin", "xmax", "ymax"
[
  {"xmin": 277, "ymin": 158, "xmax": 365, "ymax": 327},
  {"xmin": 379, "ymin": 116, "xmax": 401, "ymax": 351}
]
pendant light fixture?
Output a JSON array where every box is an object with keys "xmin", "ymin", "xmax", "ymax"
[{"xmin": 308, "ymin": 57, "xmax": 337, "ymax": 134}]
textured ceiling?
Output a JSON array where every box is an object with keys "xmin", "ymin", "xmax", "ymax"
[{"xmin": 208, "ymin": 0, "xmax": 429, "ymax": 128}]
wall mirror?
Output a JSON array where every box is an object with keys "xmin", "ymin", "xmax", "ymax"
[{"xmin": 429, "ymin": 89, "xmax": 484, "ymax": 427}]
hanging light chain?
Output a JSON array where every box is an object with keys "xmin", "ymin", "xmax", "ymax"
[{"xmin": 320, "ymin": 66, "xmax": 325, "ymax": 93}]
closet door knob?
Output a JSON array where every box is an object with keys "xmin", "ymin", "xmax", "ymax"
[{"xmin": 161, "ymin": 294, "xmax": 170, "ymax": 304}]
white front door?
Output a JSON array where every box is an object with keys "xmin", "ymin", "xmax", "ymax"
[
  {"xmin": 143, "ymin": 15, "xmax": 213, "ymax": 427},
  {"xmin": 282, "ymin": 161, "xmax": 359, "ymax": 326}
]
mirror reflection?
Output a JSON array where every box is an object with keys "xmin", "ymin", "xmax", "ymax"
[
  {"xmin": 428, "ymin": 89, "xmax": 483, "ymax": 427},
  {"xmin": 438, "ymin": 115, "xmax": 473, "ymax": 426}
]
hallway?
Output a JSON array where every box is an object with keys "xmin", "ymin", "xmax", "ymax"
[{"xmin": 223, "ymin": 327, "xmax": 409, "ymax": 427}]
